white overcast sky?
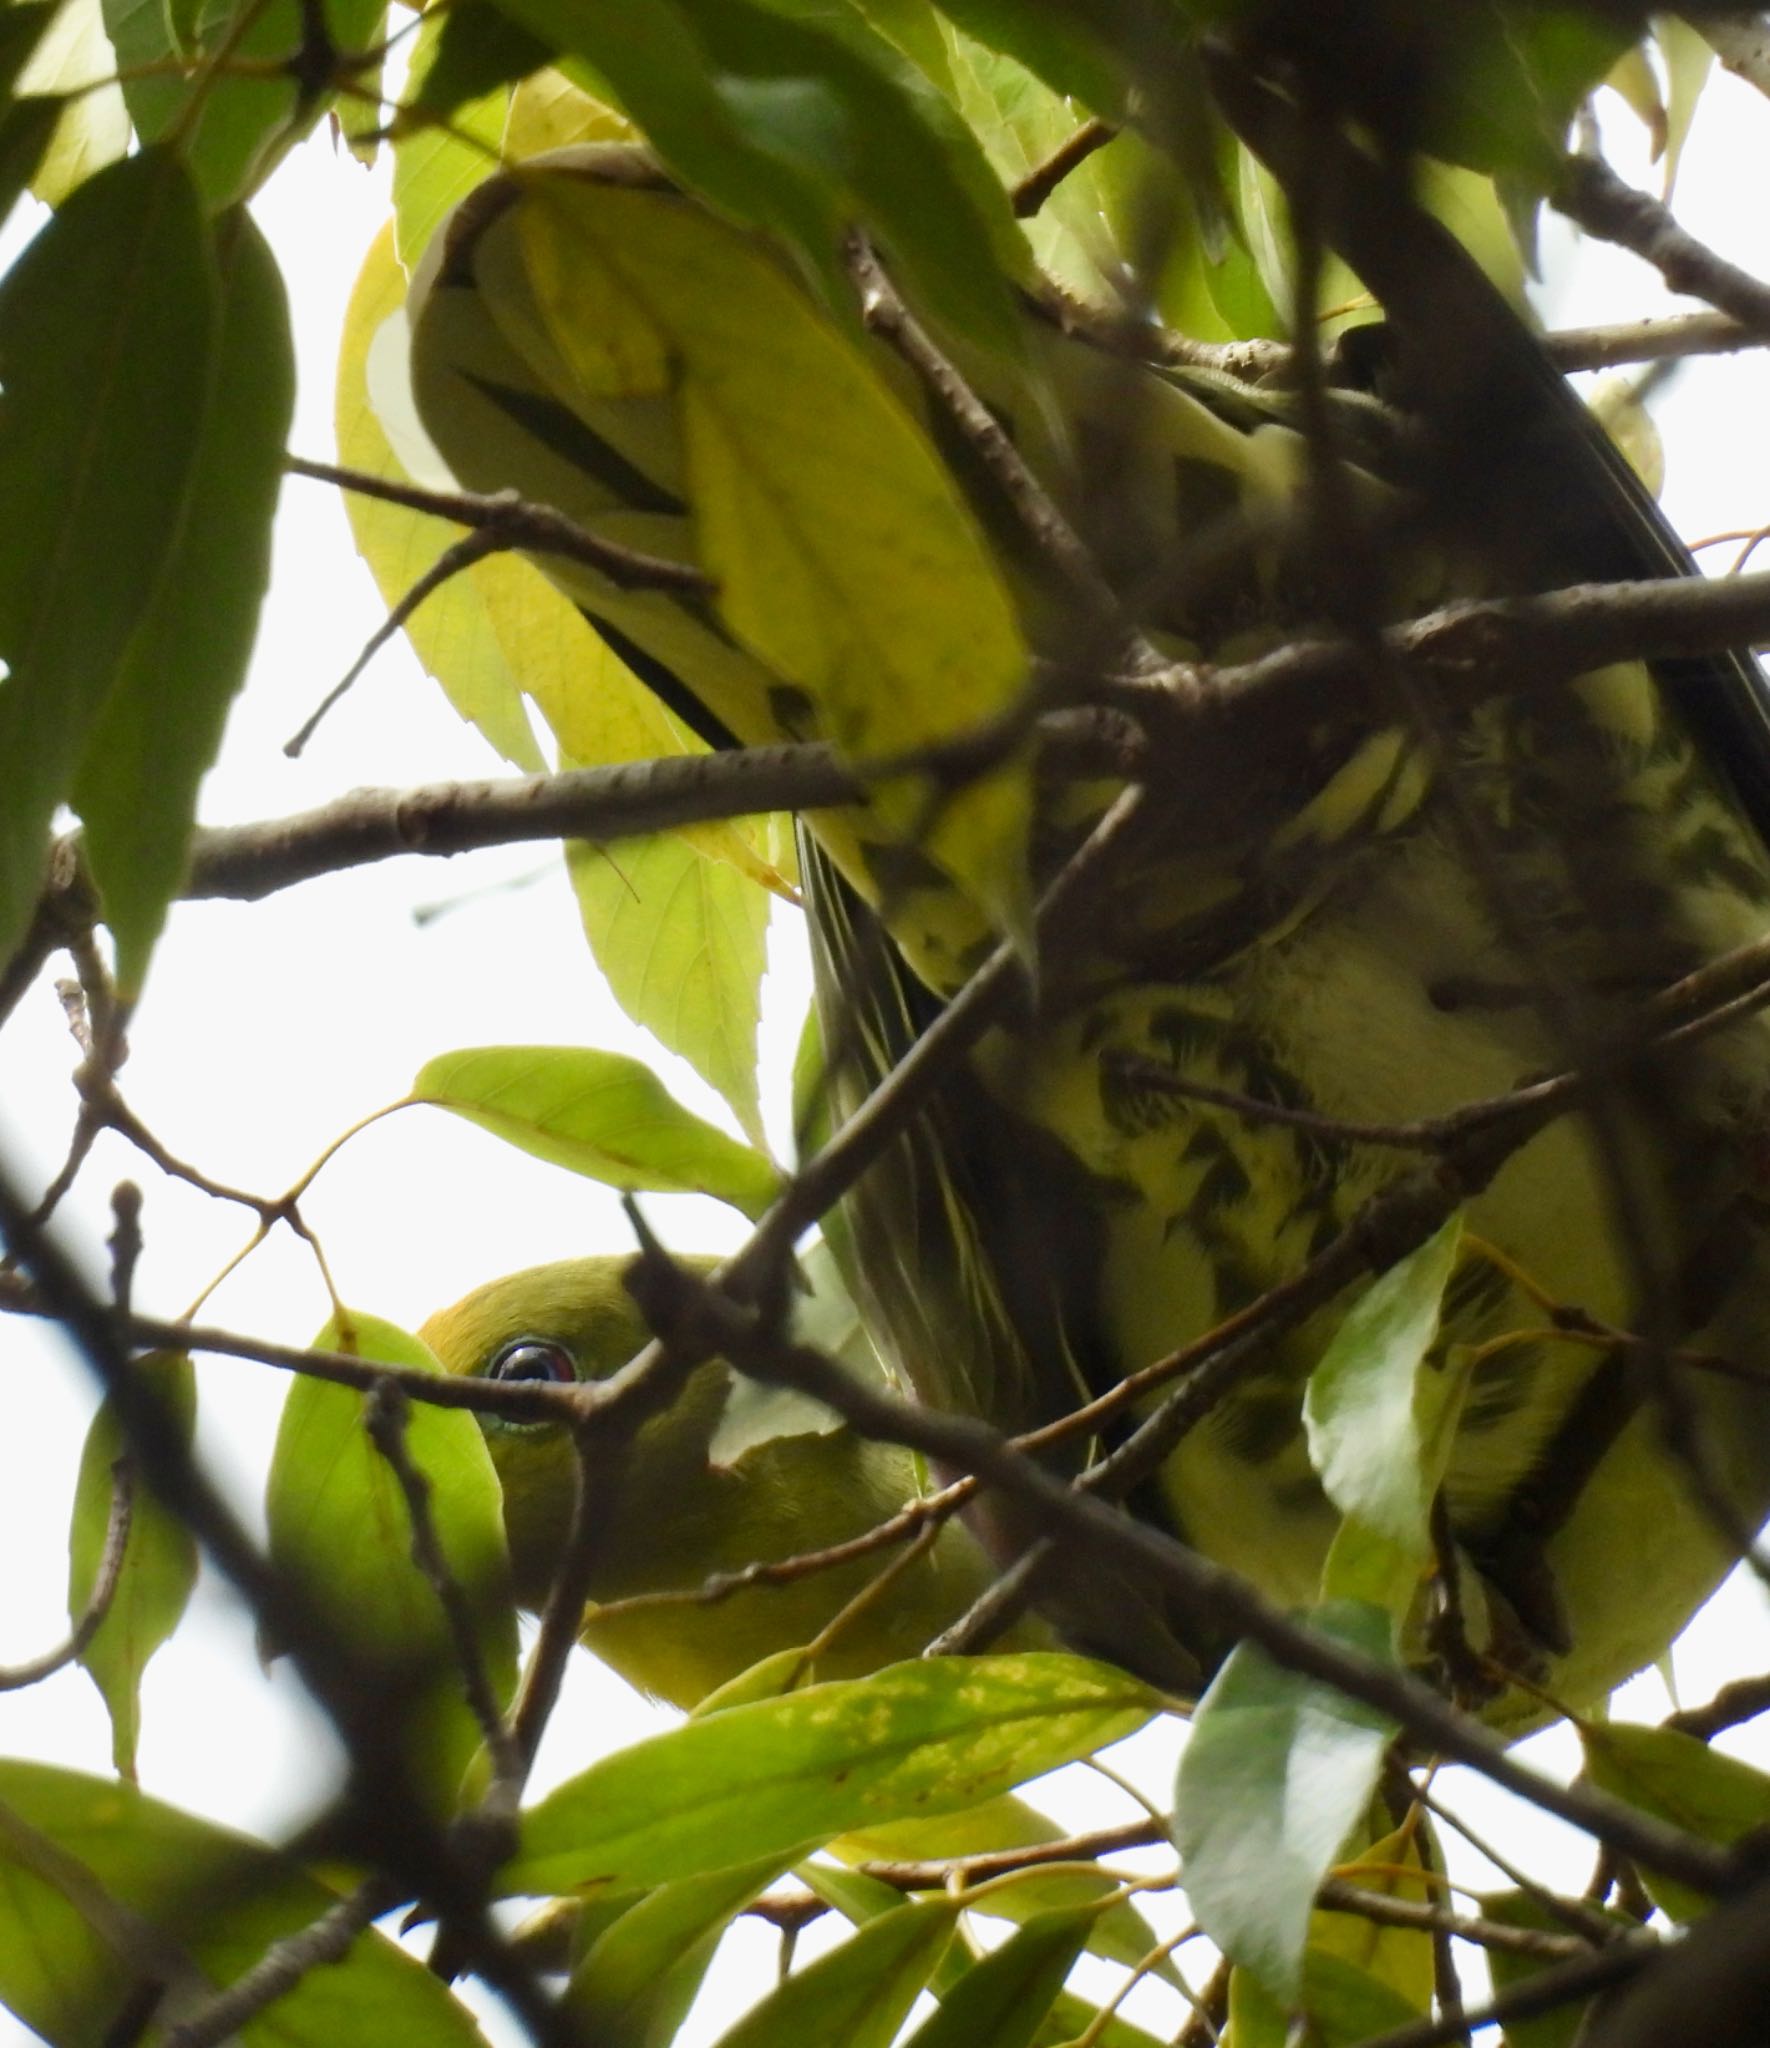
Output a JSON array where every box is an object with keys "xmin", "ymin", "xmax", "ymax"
[{"xmin": 3, "ymin": 59, "xmax": 1770, "ymax": 2048}]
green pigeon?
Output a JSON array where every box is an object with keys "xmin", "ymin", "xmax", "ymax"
[
  {"xmin": 403, "ymin": 137, "xmax": 1770, "ymax": 1729},
  {"xmin": 417, "ymin": 1255, "xmax": 1042, "ymax": 1710}
]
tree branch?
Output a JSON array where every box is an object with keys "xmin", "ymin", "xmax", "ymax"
[
  {"xmin": 287, "ymin": 458, "xmax": 713, "ymax": 596},
  {"xmin": 1010, "ymin": 117, "xmax": 1117, "ymax": 217},
  {"xmin": 1553, "ymin": 150, "xmax": 1770, "ymax": 339},
  {"xmin": 1703, "ymin": 13, "xmax": 1770, "ymax": 100},
  {"xmin": 618, "ymin": 1256, "xmax": 1750, "ymax": 1898}
]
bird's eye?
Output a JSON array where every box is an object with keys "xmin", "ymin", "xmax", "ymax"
[{"xmin": 487, "ymin": 1338, "xmax": 577, "ymax": 1386}]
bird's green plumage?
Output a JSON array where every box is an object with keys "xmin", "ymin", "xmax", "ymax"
[
  {"xmin": 407, "ymin": 143, "xmax": 1770, "ymax": 1729},
  {"xmin": 419, "ymin": 1256, "xmax": 1040, "ymax": 1709}
]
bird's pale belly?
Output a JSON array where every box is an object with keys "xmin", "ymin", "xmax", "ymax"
[{"xmin": 971, "ymin": 685, "xmax": 1770, "ymax": 1715}]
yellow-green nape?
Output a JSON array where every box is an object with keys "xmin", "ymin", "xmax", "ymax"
[
  {"xmin": 418, "ymin": 1252, "xmax": 717, "ymax": 1389},
  {"xmin": 418, "ymin": 1254, "xmax": 1036, "ymax": 1710}
]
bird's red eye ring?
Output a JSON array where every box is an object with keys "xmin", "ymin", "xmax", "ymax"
[{"xmin": 487, "ymin": 1338, "xmax": 577, "ymax": 1386}]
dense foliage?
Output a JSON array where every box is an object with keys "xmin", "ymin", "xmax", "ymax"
[{"xmin": 6, "ymin": 6, "xmax": 1770, "ymax": 2047}]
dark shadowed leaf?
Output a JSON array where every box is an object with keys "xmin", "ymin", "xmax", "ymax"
[
  {"xmin": 408, "ymin": 0, "xmax": 553, "ymax": 125},
  {"xmin": 0, "ymin": 149, "xmax": 213, "ymax": 966},
  {"xmin": 497, "ymin": 0, "xmax": 1026, "ymax": 352},
  {"xmin": 1481, "ymin": 1888, "xmax": 1633, "ymax": 2048},
  {"xmin": 101, "ymin": 0, "xmax": 387, "ymax": 206},
  {"xmin": 712, "ymin": 1896, "xmax": 955, "ymax": 2048},
  {"xmin": 0, "ymin": 1761, "xmax": 489, "ymax": 2048},
  {"xmin": 1580, "ymin": 1721, "xmax": 1770, "ymax": 1921},
  {"xmin": 565, "ymin": 1853, "xmax": 789, "ymax": 2047},
  {"xmin": 73, "ymin": 210, "xmax": 293, "ymax": 992},
  {"xmin": 904, "ymin": 1905, "xmax": 1093, "ymax": 2048}
]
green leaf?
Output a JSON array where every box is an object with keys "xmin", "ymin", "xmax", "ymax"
[
  {"xmin": 1579, "ymin": 1721, "xmax": 1770, "ymax": 1921},
  {"xmin": 349, "ymin": 209, "xmax": 790, "ymax": 1118},
  {"xmin": 565, "ymin": 832, "xmax": 770, "ymax": 1149},
  {"xmin": 1443, "ymin": 12, "xmax": 1632, "ymax": 187},
  {"xmin": 0, "ymin": 1761, "xmax": 490, "ymax": 2048},
  {"xmin": 1305, "ymin": 1215, "xmax": 1470, "ymax": 1621},
  {"xmin": 72, "ymin": 209, "xmax": 293, "ymax": 993},
  {"xmin": 790, "ymin": 1234, "xmax": 890, "ymax": 1388},
  {"xmin": 19, "ymin": 0, "xmax": 131, "ymax": 206},
  {"xmin": 265, "ymin": 1310, "xmax": 518, "ymax": 1812},
  {"xmin": 713, "ymin": 1896, "xmax": 956, "ymax": 2048},
  {"xmin": 703, "ymin": 1236, "xmax": 883, "ymax": 1467},
  {"xmin": 1307, "ymin": 1819, "xmax": 1433, "ymax": 2016},
  {"xmin": 408, "ymin": 0, "xmax": 553, "ymax": 125},
  {"xmin": 1174, "ymin": 1601, "xmax": 1399, "ymax": 2001},
  {"xmin": 1304, "ymin": 1216, "xmax": 1466, "ymax": 1552},
  {"xmin": 1228, "ymin": 1949, "xmax": 1418, "ymax": 2048},
  {"xmin": 834, "ymin": 1788, "xmax": 1175, "ymax": 1987},
  {"xmin": 905, "ymin": 1905, "xmax": 1092, "ymax": 2048},
  {"xmin": 506, "ymin": 1654, "xmax": 1158, "ymax": 1896},
  {"xmin": 1657, "ymin": 17, "xmax": 1715, "ymax": 201},
  {"xmin": 442, "ymin": 154, "xmax": 1034, "ymax": 941},
  {"xmin": 929, "ymin": 0, "xmax": 1128, "ymax": 119},
  {"xmin": 565, "ymin": 1852, "xmax": 789, "ymax": 2046},
  {"xmin": 0, "ymin": 149, "xmax": 213, "ymax": 968},
  {"xmin": 0, "ymin": 5, "xmax": 56, "ymax": 91},
  {"xmin": 391, "ymin": 8, "xmax": 516, "ymax": 270},
  {"xmin": 336, "ymin": 221, "xmax": 549, "ymax": 768},
  {"xmin": 1042, "ymin": 1992, "xmax": 1165, "ymax": 2048},
  {"xmin": 0, "ymin": 0, "xmax": 61, "ymax": 207},
  {"xmin": 844, "ymin": 0, "xmax": 956, "ymax": 94},
  {"xmin": 334, "ymin": 1, "xmax": 389, "ymax": 163},
  {"xmin": 692, "ymin": 0, "xmax": 1030, "ymax": 344},
  {"xmin": 1481, "ymin": 1889, "xmax": 1628, "ymax": 2048},
  {"xmin": 65, "ymin": 1356, "xmax": 199, "ymax": 1782},
  {"xmin": 935, "ymin": 23, "xmax": 1128, "ymax": 304},
  {"xmin": 797, "ymin": 1856, "xmax": 912, "ymax": 1927},
  {"xmin": 101, "ymin": 0, "xmax": 387, "ymax": 206},
  {"xmin": 502, "ymin": 63, "xmax": 641, "ymax": 156},
  {"xmin": 412, "ymin": 1043, "xmax": 783, "ymax": 1218},
  {"xmin": 0, "ymin": 94, "xmax": 61, "ymax": 227},
  {"xmin": 500, "ymin": 0, "xmax": 1026, "ymax": 352},
  {"xmin": 558, "ymin": 685, "xmax": 775, "ymax": 1133}
]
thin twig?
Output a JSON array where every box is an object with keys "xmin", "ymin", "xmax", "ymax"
[
  {"xmin": 1350, "ymin": 1934, "xmax": 1656, "ymax": 2048},
  {"xmin": 581, "ymin": 1487, "xmax": 965, "ymax": 1626},
  {"xmin": 8, "ymin": 563, "xmax": 1770, "ymax": 992},
  {"xmin": 859, "ymin": 1817, "xmax": 1167, "ymax": 1890},
  {"xmin": 362, "ymin": 1384, "xmax": 517, "ymax": 1778},
  {"xmin": 1010, "ymin": 117, "xmax": 1117, "ymax": 217},
  {"xmin": 845, "ymin": 233, "xmax": 1137, "ymax": 647},
  {"xmin": 1406, "ymin": 1780, "xmax": 1622, "ymax": 1947},
  {"xmin": 1665, "ymin": 1670, "xmax": 1770, "ymax": 1742},
  {"xmin": 287, "ymin": 457, "xmax": 712, "ymax": 593},
  {"xmin": 0, "ymin": 1456, "xmax": 133, "ymax": 1691},
  {"xmin": 1175, "ymin": 1950, "xmax": 1230, "ymax": 2047},
  {"xmin": 1314, "ymin": 1877, "xmax": 1598, "ymax": 1963},
  {"xmin": 161, "ymin": 1877, "xmax": 401, "ymax": 2048},
  {"xmin": 614, "ymin": 1256, "xmax": 1749, "ymax": 1897}
]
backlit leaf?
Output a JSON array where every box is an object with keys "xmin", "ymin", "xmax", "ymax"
[
  {"xmin": 265, "ymin": 1310, "xmax": 517, "ymax": 1812},
  {"xmin": 66, "ymin": 1356, "xmax": 198, "ymax": 1781},
  {"xmin": 507, "ymin": 1654, "xmax": 1157, "ymax": 1896},
  {"xmin": 1174, "ymin": 1602, "xmax": 1399, "ymax": 2000},
  {"xmin": 412, "ymin": 1043, "xmax": 783, "ymax": 1217}
]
